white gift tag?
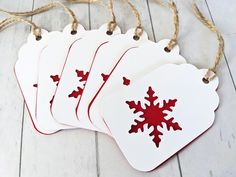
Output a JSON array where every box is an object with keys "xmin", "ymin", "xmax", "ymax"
[
  {"xmin": 89, "ymin": 40, "xmax": 186, "ymax": 134},
  {"xmin": 52, "ymin": 24, "xmax": 121, "ymax": 130},
  {"xmin": 36, "ymin": 24, "xmax": 86, "ymax": 131},
  {"xmin": 101, "ymin": 63, "xmax": 219, "ymax": 171},
  {"xmin": 15, "ymin": 29, "xmax": 59, "ymax": 134},
  {"xmin": 76, "ymin": 28, "xmax": 148, "ymax": 133}
]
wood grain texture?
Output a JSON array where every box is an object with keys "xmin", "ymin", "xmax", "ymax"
[
  {"xmin": 0, "ymin": 1, "xmax": 33, "ymax": 177},
  {"xmin": 0, "ymin": 0, "xmax": 235, "ymax": 177}
]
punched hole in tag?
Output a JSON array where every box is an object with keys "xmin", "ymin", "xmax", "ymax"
[
  {"xmin": 164, "ymin": 46, "xmax": 171, "ymax": 53},
  {"xmin": 133, "ymin": 35, "xmax": 140, "ymax": 41},
  {"xmin": 71, "ymin": 30, "xmax": 77, "ymax": 35},
  {"xmin": 35, "ymin": 35, "xmax": 42, "ymax": 41},
  {"xmin": 202, "ymin": 77, "xmax": 210, "ymax": 84},
  {"xmin": 106, "ymin": 30, "xmax": 113, "ymax": 35}
]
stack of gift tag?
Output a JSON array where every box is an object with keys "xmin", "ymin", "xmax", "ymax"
[{"xmin": 15, "ymin": 23, "xmax": 219, "ymax": 171}]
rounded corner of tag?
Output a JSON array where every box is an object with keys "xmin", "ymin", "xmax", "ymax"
[
  {"xmin": 208, "ymin": 111, "xmax": 217, "ymax": 129},
  {"xmin": 127, "ymin": 159, "xmax": 158, "ymax": 172}
]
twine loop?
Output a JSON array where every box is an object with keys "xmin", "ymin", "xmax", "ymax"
[
  {"xmin": 107, "ymin": 20, "xmax": 117, "ymax": 34},
  {"xmin": 71, "ymin": 21, "xmax": 78, "ymax": 34},
  {"xmin": 33, "ymin": 27, "xmax": 42, "ymax": 40},
  {"xmin": 106, "ymin": 0, "xmax": 117, "ymax": 34},
  {"xmin": 126, "ymin": 0, "xmax": 143, "ymax": 39},
  {"xmin": 133, "ymin": 25, "xmax": 143, "ymax": 40},
  {"xmin": 153, "ymin": 0, "xmax": 179, "ymax": 51},
  {"xmin": 202, "ymin": 69, "xmax": 216, "ymax": 83},
  {"xmin": 166, "ymin": 0, "xmax": 179, "ymax": 51},
  {"xmin": 157, "ymin": 0, "xmax": 179, "ymax": 52},
  {"xmin": 193, "ymin": 1, "xmax": 224, "ymax": 82}
]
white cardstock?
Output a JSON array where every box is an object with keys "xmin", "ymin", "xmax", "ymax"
[
  {"xmin": 36, "ymin": 24, "xmax": 86, "ymax": 131},
  {"xmin": 15, "ymin": 29, "xmax": 59, "ymax": 134},
  {"xmin": 52, "ymin": 24, "xmax": 121, "ymax": 130},
  {"xmin": 101, "ymin": 63, "xmax": 219, "ymax": 171},
  {"xmin": 89, "ymin": 40, "xmax": 186, "ymax": 134},
  {"xmin": 76, "ymin": 28, "xmax": 148, "ymax": 134}
]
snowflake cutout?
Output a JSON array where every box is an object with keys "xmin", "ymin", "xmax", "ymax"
[
  {"xmin": 126, "ymin": 86, "xmax": 182, "ymax": 148},
  {"xmin": 76, "ymin": 69, "xmax": 89, "ymax": 82},
  {"xmin": 68, "ymin": 69, "xmax": 89, "ymax": 99},
  {"xmin": 68, "ymin": 87, "xmax": 83, "ymax": 98},
  {"xmin": 101, "ymin": 73, "xmax": 109, "ymax": 82},
  {"xmin": 123, "ymin": 77, "xmax": 130, "ymax": 86},
  {"xmin": 50, "ymin": 75, "xmax": 60, "ymax": 86},
  {"xmin": 49, "ymin": 74, "xmax": 60, "ymax": 105}
]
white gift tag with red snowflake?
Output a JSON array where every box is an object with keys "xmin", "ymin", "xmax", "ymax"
[
  {"xmin": 36, "ymin": 24, "xmax": 86, "ymax": 132},
  {"xmin": 15, "ymin": 29, "xmax": 59, "ymax": 134},
  {"xmin": 101, "ymin": 63, "xmax": 219, "ymax": 171},
  {"xmin": 51, "ymin": 24, "xmax": 121, "ymax": 130},
  {"xmin": 75, "ymin": 28, "xmax": 148, "ymax": 134},
  {"xmin": 89, "ymin": 40, "xmax": 186, "ymax": 134}
]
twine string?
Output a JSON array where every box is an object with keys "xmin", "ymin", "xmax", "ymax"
[
  {"xmin": 193, "ymin": 1, "xmax": 224, "ymax": 82},
  {"xmin": 166, "ymin": 0, "xmax": 179, "ymax": 51},
  {"xmin": 68, "ymin": 0, "xmax": 117, "ymax": 33},
  {"xmin": 107, "ymin": 0, "xmax": 117, "ymax": 33},
  {"xmin": 125, "ymin": 0, "xmax": 143, "ymax": 39},
  {"xmin": 0, "ymin": 1, "xmax": 79, "ymax": 32},
  {"xmin": 0, "ymin": 16, "xmax": 42, "ymax": 40},
  {"xmin": 154, "ymin": 0, "xmax": 179, "ymax": 51}
]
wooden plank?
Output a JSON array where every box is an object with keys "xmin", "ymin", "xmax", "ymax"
[
  {"xmin": 20, "ymin": 1, "xmax": 97, "ymax": 177},
  {"xmin": 92, "ymin": 0, "xmax": 180, "ymax": 176},
  {"xmin": 171, "ymin": 0, "xmax": 236, "ymax": 177},
  {"xmin": 205, "ymin": 0, "xmax": 236, "ymax": 86},
  {"xmin": 0, "ymin": 1, "xmax": 34, "ymax": 177}
]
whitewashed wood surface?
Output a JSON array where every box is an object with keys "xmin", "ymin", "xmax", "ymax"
[{"xmin": 0, "ymin": 0, "xmax": 235, "ymax": 177}]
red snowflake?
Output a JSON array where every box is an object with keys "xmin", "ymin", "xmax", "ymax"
[
  {"xmin": 123, "ymin": 77, "xmax": 130, "ymax": 86},
  {"xmin": 76, "ymin": 70, "xmax": 89, "ymax": 82},
  {"xmin": 50, "ymin": 75, "xmax": 60, "ymax": 86},
  {"xmin": 68, "ymin": 69, "xmax": 89, "ymax": 99},
  {"xmin": 48, "ymin": 74, "xmax": 60, "ymax": 105},
  {"xmin": 126, "ymin": 86, "xmax": 182, "ymax": 148},
  {"xmin": 101, "ymin": 73, "xmax": 109, "ymax": 82},
  {"xmin": 68, "ymin": 87, "xmax": 83, "ymax": 98}
]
